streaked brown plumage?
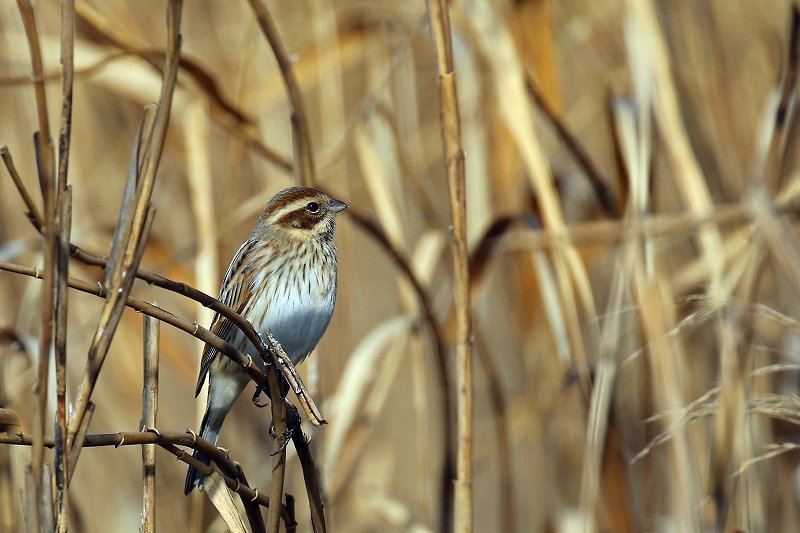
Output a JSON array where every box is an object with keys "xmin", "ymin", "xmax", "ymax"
[{"xmin": 185, "ymin": 186, "xmax": 347, "ymax": 494}]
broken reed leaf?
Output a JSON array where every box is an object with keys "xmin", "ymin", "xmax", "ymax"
[{"xmin": 204, "ymin": 471, "xmax": 248, "ymax": 533}]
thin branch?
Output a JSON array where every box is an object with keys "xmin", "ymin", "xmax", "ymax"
[
  {"xmin": 246, "ymin": 0, "xmax": 315, "ymax": 185},
  {"xmin": 53, "ymin": 188, "xmax": 71, "ymax": 533},
  {"xmin": 284, "ymin": 494, "xmax": 297, "ymax": 533},
  {"xmin": 237, "ymin": 466, "xmax": 267, "ymax": 533},
  {"xmin": 54, "ymin": 2, "xmax": 75, "ymax": 529},
  {"xmin": 0, "ymin": 430, "xmax": 292, "ymax": 525},
  {"xmin": 16, "ymin": 0, "xmax": 57, "ymax": 529},
  {"xmin": 57, "ymin": 0, "xmax": 75, "ymax": 195},
  {"xmin": 292, "ymin": 428, "xmax": 326, "ymax": 533},
  {"xmin": 0, "ymin": 260, "xmax": 275, "ymax": 396},
  {"xmin": 141, "ymin": 317, "xmax": 159, "ymax": 533},
  {"xmin": 265, "ymin": 333, "xmax": 288, "ymax": 533},
  {"xmin": 426, "ymin": 1, "xmax": 472, "ymax": 532},
  {"xmin": 525, "ymin": 76, "xmax": 618, "ymax": 217},
  {"xmin": 16, "ymin": 1, "xmax": 53, "ymax": 147},
  {"xmin": 0, "ymin": 147, "xmax": 44, "ymax": 231}
]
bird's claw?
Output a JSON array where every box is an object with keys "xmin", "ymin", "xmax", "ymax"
[
  {"xmin": 270, "ymin": 427, "xmax": 293, "ymax": 456},
  {"xmin": 252, "ymin": 384, "xmax": 271, "ymax": 408},
  {"xmin": 268, "ymin": 401, "xmax": 302, "ymax": 456}
]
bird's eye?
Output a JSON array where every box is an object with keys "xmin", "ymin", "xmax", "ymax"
[{"xmin": 306, "ymin": 201, "xmax": 320, "ymax": 213}]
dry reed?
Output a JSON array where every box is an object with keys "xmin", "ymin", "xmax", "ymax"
[{"xmin": 3, "ymin": 1, "xmax": 800, "ymax": 532}]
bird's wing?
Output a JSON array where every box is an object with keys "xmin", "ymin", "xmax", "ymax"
[{"xmin": 195, "ymin": 238, "xmax": 260, "ymax": 397}]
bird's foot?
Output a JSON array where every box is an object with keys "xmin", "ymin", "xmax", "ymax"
[
  {"xmin": 268, "ymin": 401, "xmax": 302, "ymax": 456},
  {"xmin": 252, "ymin": 383, "xmax": 271, "ymax": 408}
]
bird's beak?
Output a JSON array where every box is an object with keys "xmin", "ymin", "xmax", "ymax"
[{"xmin": 328, "ymin": 199, "xmax": 348, "ymax": 213}]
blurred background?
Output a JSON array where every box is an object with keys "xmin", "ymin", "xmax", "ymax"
[{"xmin": 2, "ymin": 0, "xmax": 800, "ymax": 531}]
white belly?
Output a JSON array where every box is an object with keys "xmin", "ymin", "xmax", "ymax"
[{"xmin": 247, "ymin": 267, "xmax": 336, "ymax": 365}]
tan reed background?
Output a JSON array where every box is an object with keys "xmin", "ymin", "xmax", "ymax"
[{"xmin": 2, "ymin": 0, "xmax": 800, "ymax": 531}]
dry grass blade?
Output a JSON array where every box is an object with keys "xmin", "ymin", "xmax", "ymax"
[
  {"xmin": 466, "ymin": 1, "xmax": 600, "ymax": 404},
  {"xmin": 355, "ymin": 125, "xmax": 406, "ymax": 249},
  {"xmin": 16, "ymin": 1, "xmax": 54, "ymax": 151},
  {"xmin": 67, "ymin": 196, "xmax": 156, "ymax": 446},
  {"xmin": 732, "ymin": 443, "xmax": 800, "ymax": 478},
  {"xmin": 632, "ymin": 386, "xmax": 719, "ymax": 463},
  {"xmin": 748, "ymin": 187, "xmax": 800, "ymax": 297},
  {"xmin": 184, "ymin": 100, "xmax": 218, "ymax": 329},
  {"xmin": 324, "ymin": 316, "xmax": 413, "ymax": 498},
  {"xmin": 626, "ymin": 0, "xmax": 725, "ymax": 293},
  {"xmin": 204, "ymin": 471, "xmax": 248, "ymax": 533},
  {"xmin": 57, "ymin": 0, "xmax": 74, "ymax": 194},
  {"xmin": 34, "ymin": 99, "xmax": 56, "ymax": 533},
  {"xmin": 636, "ymin": 276, "xmax": 701, "ymax": 531},
  {"xmin": 578, "ymin": 249, "xmax": 629, "ymax": 530}
]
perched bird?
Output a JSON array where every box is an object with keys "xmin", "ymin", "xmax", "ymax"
[{"xmin": 184, "ymin": 186, "xmax": 347, "ymax": 494}]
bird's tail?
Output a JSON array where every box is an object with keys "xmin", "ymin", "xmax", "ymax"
[{"xmin": 184, "ymin": 409, "xmax": 220, "ymax": 494}]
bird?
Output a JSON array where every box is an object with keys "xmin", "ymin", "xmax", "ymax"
[{"xmin": 184, "ymin": 186, "xmax": 347, "ymax": 494}]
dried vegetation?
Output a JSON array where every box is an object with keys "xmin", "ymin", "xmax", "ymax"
[{"xmin": 2, "ymin": 0, "xmax": 800, "ymax": 531}]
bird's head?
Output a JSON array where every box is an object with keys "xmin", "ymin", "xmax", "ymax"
[{"xmin": 258, "ymin": 186, "xmax": 348, "ymax": 242}]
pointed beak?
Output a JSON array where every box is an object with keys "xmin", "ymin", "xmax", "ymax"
[{"xmin": 327, "ymin": 199, "xmax": 348, "ymax": 213}]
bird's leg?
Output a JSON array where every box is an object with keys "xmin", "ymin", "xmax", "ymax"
[{"xmin": 269, "ymin": 401, "xmax": 302, "ymax": 456}]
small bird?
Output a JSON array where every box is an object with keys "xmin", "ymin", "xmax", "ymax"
[{"xmin": 184, "ymin": 186, "xmax": 347, "ymax": 494}]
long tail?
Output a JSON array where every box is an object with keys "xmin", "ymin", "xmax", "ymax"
[
  {"xmin": 184, "ymin": 409, "xmax": 219, "ymax": 494},
  {"xmin": 185, "ymin": 367, "xmax": 249, "ymax": 494}
]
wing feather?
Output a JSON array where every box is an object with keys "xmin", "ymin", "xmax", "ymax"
[{"xmin": 194, "ymin": 238, "xmax": 260, "ymax": 396}]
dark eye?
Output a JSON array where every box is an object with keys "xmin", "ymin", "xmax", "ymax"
[{"xmin": 306, "ymin": 201, "xmax": 320, "ymax": 213}]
